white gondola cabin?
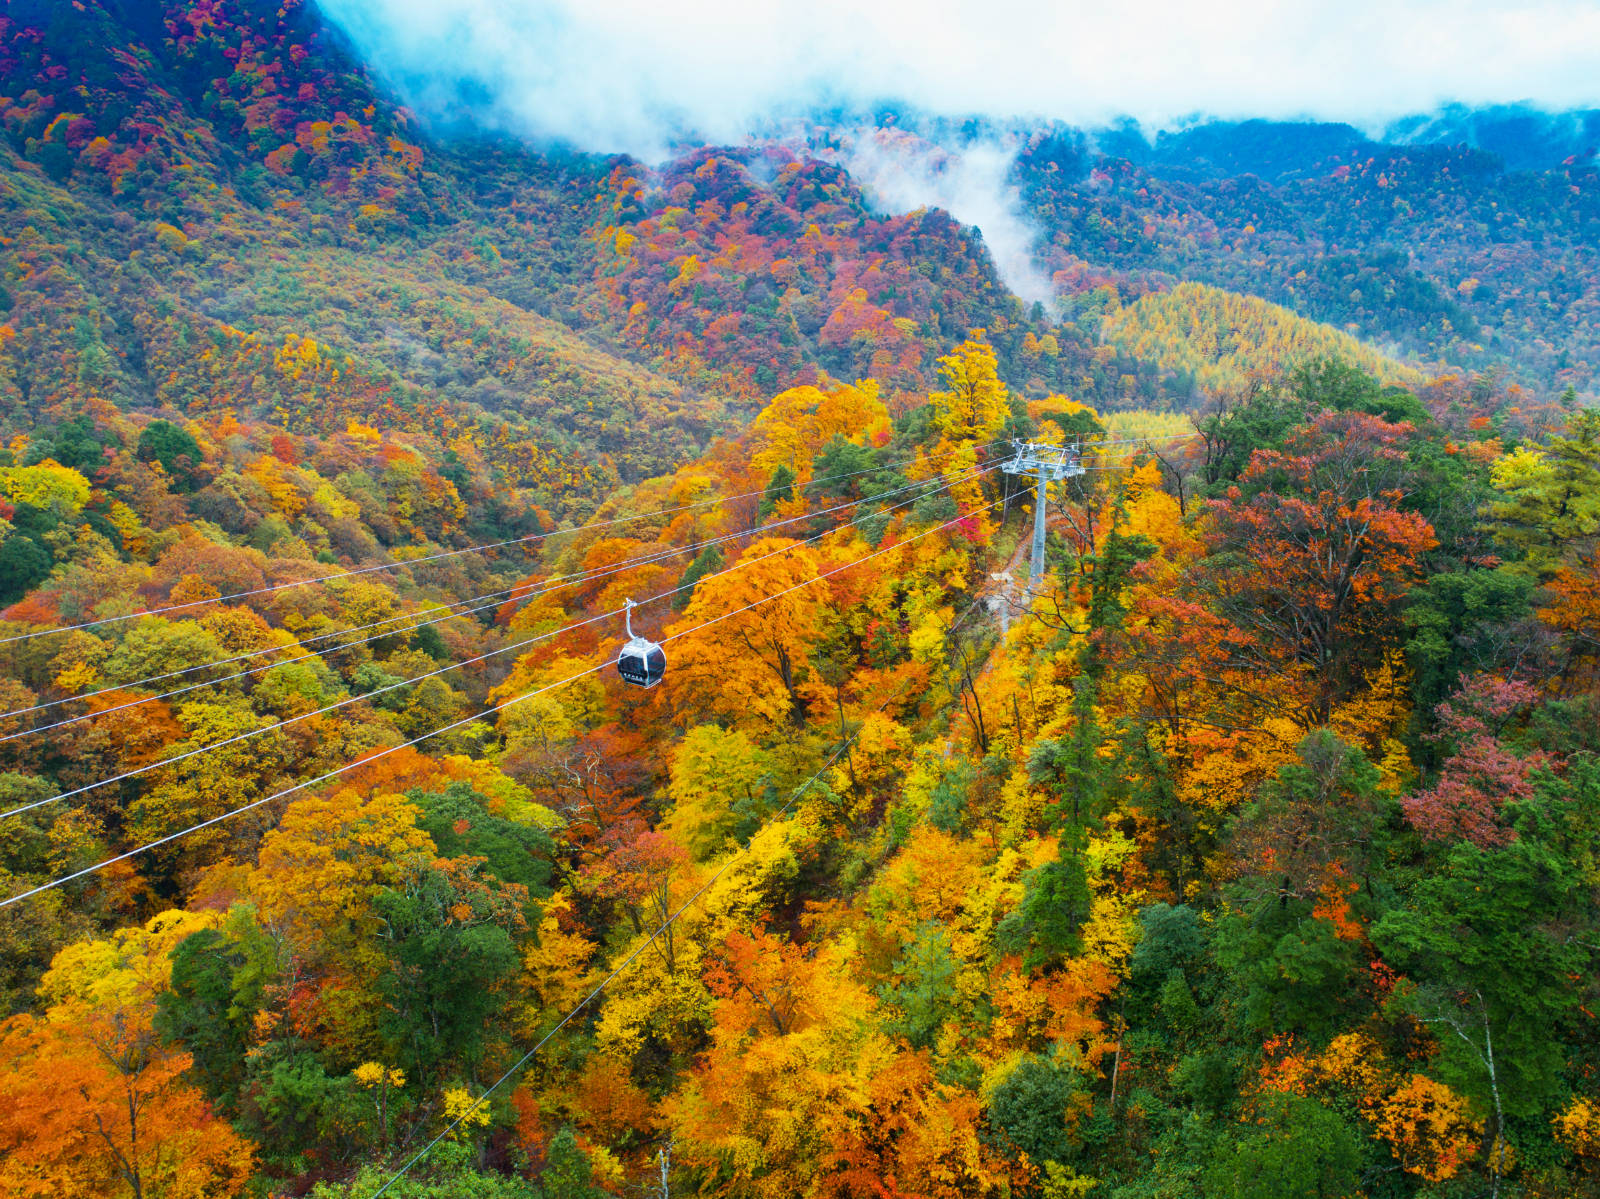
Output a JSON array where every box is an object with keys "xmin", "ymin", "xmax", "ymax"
[{"xmin": 616, "ymin": 598, "xmax": 666, "ymax": 689}]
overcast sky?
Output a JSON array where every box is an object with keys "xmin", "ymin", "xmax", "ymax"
[{"xmin": 321, "ymin": 0, "xmax": 1600, "ymax": 157}]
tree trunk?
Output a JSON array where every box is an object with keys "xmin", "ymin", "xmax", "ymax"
[{"xmin": 1480, "ymin": 992, "xmax": 1506, "ymax": 1199}]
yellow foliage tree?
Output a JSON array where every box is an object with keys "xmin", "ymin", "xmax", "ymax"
[
  {"xmin": 251, "ymin": 789, "xmax": 434, "ymax": 966},
  {"xmin": 0, "ymin": 909, "xmax": 255, "ymax": 1198},
  {"xmin": 0, "ymin": 459, "xmax": 91, "ymax": 515},
  {"xmin": 929, "ymin": 338, "xmax": 1010, "ymax": 445},
  {"xmin": 665, "ymin": 724, "xmax": 772, "ymax": 859},
  {"xmin": 749, "ymin": 380, "xmax": 890, "ymax": 481},
  {"xmin": 668, "ymin": 538, "xmax": 831, "ymax": 729}
]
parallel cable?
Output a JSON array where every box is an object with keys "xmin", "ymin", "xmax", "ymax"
[
  {"xmin": 369, "ymin": 582, "xmax": 998, "ymax": 1196},
  {"xmin": 0, "ymin": 469, "xmax": 985, "ymax": 818},
  {"xmin": 0, "ymin": 431, "xmax": 1185, "ymax": 649},
  {"xmin": 0, "ymin": 495, "xmax": 1005, "ymax": 907},
  {"xmin": 1, "ymin": 466, "xmax": 967, "ymax": 724},
  {"xmin": 0, "ymin": 437, "xmax": 1017, "ymax": 648},
  {"xmin": 0, "ymin": 469, "xmax": 1000, "ymax": 822},
  {"xmin": 0, "ymin": 464, "xmax": 994, "ymax": 739},
  {"xmin": 0, "ymin": 435, "xmax": 1189, "ymax": 728},
  {"xmin": 0, "ymin": 434, "xmax": 1189, "ymax": 729}
]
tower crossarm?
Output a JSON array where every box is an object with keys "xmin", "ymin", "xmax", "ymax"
[{"xmin": 1000, "ymin": 440, "xmax": 1085, "ymax": 480}]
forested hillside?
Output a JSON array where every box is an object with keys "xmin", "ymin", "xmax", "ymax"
[
  {"xmin": 0, "ymin": 0, "xmax": 1129, "ymax": 499},
  {"xmin": 1100, "ymin": 282, "xmax": 1425, "ymax": 395},
  {"xmin": 2, "ymin": 2, "xmax": 1599, "ymax": 1198},
  {"xmin": 1015, "ymin": 118, "xmax": 1600, "ymax": 395},
  {"xmin": 2, "ymin": 330, "xmax": 1597, "ymax": 1199}
]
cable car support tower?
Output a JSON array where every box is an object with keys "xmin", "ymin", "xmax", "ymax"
[{"xmin": 1001, "ymin": 440, "xmax": 1085, "ymax": 592}]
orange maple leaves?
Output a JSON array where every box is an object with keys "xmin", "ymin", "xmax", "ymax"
[{"xmin": 1259, "ymin": 1032, "xmax": 1481, "ymax": 1182}]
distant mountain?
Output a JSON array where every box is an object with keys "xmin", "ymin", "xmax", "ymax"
[
  {"xmin": 1385, "ymin": 103, "xmax": 1600, "ymax": 169},
  {"xmin": 0, "ymin": 0, "xmax": 1122, "ymax": 513},
  {"xmin": 1127, "ymin": 120, "xmax": 1382, "ymax": 183},
  {"xmin": 1015, "ymin": 114, "xmax": 1600, "ymax": 397},
  {"xmin": 6, "ymin": 0, "xmax": 1593, "ymax": 497}
]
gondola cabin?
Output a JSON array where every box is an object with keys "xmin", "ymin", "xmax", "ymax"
[{"xmin": 616, "ymin": 599, "xmax": 666, "ymax": 689}]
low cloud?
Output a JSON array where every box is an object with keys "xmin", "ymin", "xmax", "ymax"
[
  {"xmin": 822, "ymin": 127, "xmax": 1055, "ymax": 305},
  {"xmin": 319, "ymin": 0, "xmax": 1600, "ymax": 299},
  {"xmin": 323, "ymin": 0, "xmax": 1600, "ymax": 155}
]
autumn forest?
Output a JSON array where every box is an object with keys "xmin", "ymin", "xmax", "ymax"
[{"xmin": 1, "ymin": 2, "xmax": 1599, "ymax": 1198}]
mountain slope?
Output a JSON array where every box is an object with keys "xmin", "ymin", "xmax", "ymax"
[
  {"xmin": 1015, "ymin": 120, "xmax": 1600, "ymax": 395},
  {"xmin": 1, "ymin": 0, "xmax": 1148, "ymax": 502},
  {"xmin": 1101, "ymin": 281, "xmax": 1426, "ymax": 394}
]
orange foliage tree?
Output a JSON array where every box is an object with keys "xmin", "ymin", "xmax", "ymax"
[
  {"xmin": 1204, "ymin": 411, "xmax": 1437, "ymax": 724},
  {"xmin": 0, "ymin": 911, "xmax": 256, "ymax": 1198}
]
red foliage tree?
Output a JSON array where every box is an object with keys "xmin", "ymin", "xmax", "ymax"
[
  {"xmin": 1403, "ymin": 675, "xmax": 1551, "ymax": 847},
  {"xmin": 1205, "ymin": 411, "xmax": 1438, "ymax": 724}
]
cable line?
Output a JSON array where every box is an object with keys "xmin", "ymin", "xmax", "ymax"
[
  {"xmin": 0, "ymin": 495, "xmax": 1006, "ymax": 908},
  {"xmin": 0, "ymin": 437, "xmax": 1018, "ymax": 648},
  {"xmin": 1, "ymin": 463, "xmax": 971, "ymax": 723},
  {"xmin": 0, "ymin": 433, "xmax": 1187, "ymax": 737},
  {"xmin": 0, "ymin": 463, "xmax": 995, "ymax": 740},
  {"xmin": 0, "ymin": 434, "xmax": 1186, "ymax": 733},
  {"xmin": 0, "ymin": 468, "xmax": 1000, "ymax": 822},
  {"xmin": 0, "ymin": 468, "xmax": 985, "ymax": 817},
  {"xmin": 0, "ymin": 431, "xmax": 1184, "ymax": 649}
]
